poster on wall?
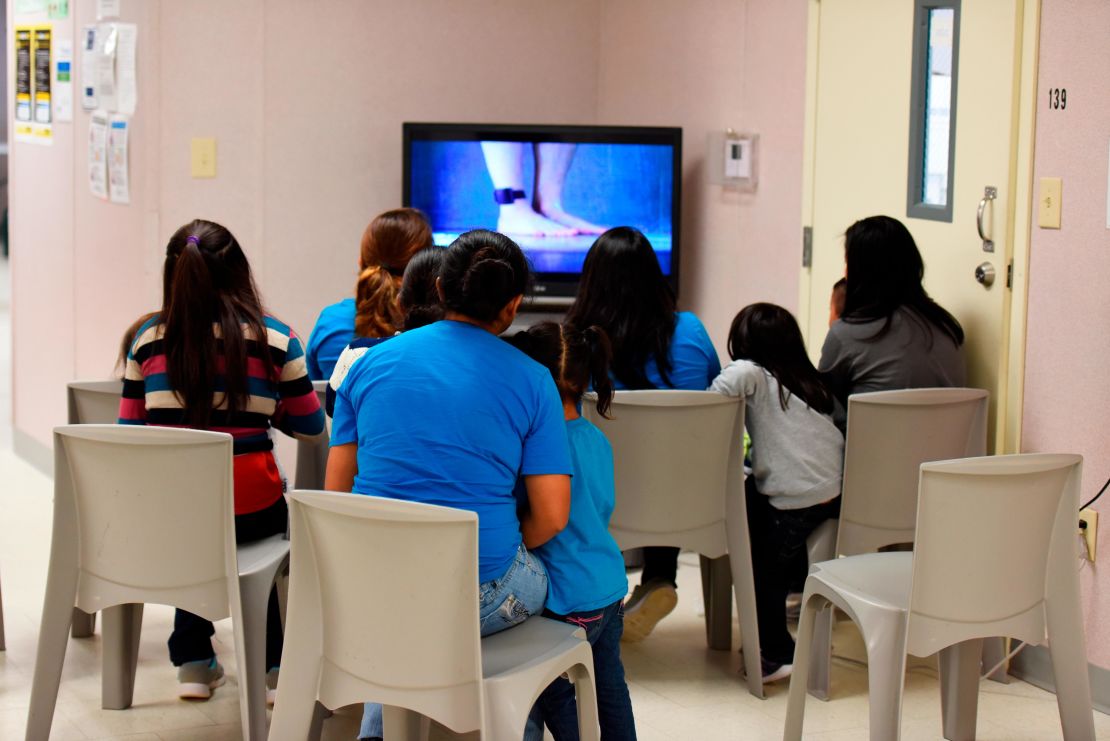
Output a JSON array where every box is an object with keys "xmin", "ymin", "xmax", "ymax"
[
  {"xmin": 88, "ymin": 112, "xmax": 109, "ymax": 199},
  {"xmin": 54, "ymin": 39, "xmax": 73, "ymax": 121},
  {"xmin": 114, "ymin": 24, "xmax": 138, "ymax": 115},
  {"xmin": 15, "ymin": 25, "xmax": 54, "ymax": 143},
  {"xmin": 33, "ymin": 27, "xmax": 53, "ymax": 123},
  {"xmin": 15, "ymin": 0, "xmax": 47, "ymax": 13},
  {"xmin": 48, "ymin": 0, "xmax": 69, "ymax": 19},
  {"xmin": 15, "ymin": 28, "xmax": 33, "ymax": 126},
  {"xmin": 95, "ymin": 23, "xmax": 119, "ymax": 112},
  {"xmin": 81, "ymin": 25, "xmax": 98, "ymax": 109},
  {"xmin": 108, "ymin": 114, "xmax": 130, "ymax": 204}
]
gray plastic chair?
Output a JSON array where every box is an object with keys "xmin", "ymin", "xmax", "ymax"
[
  {"xmin": 269, "ymin": 489, "xmax": 599, "ymax": 741},
  {"xmin": 583, "ymin": 390, "xmax": 764, "ymax": 698},
  {"xmin": 26, "ymin": 425, "xmax": 289, "ymax": 741},
  {"xmin": 65, "ymin": 380, "xmax": 125, "ymax": 638},
  {"xmin": 785, "ymin": 454, "xmax": 1095, "ymax": 741},
  {"xmin": 808, "ymin": 387, "xmax": 990, "ymax": 699},
  {"xmin": 293, "ymin": 380, "xmax": 329, "ymax": 490}
]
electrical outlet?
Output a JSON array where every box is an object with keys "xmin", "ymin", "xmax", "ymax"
[{"xmin": 1079, "ymin": 509, "xmax": 1098, "ymax": 562}]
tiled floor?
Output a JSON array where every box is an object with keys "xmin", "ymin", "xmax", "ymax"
[{"xmin": 2, "ymin": 256, "xmax": 1109, "ymax": 740}]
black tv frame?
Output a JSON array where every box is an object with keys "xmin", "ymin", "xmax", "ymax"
[{"xmin": 402, "ymin": 122, "xmax": 683, "ymax": 302}]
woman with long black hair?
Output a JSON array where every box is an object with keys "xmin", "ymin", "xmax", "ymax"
[
  {"xmin": 119, "ymin": 219, "xmax": 325, "ymax": 702},
  {"xmin": 565, "ymin": 226, "xmax": 721, "ymax": 642}
]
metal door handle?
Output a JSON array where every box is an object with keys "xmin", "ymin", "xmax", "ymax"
[
  {"xmin": 975, "ymin": 262, "xmax": 996, "ymax": 288},
  {"xmin": 977, "ymin": 186, "xmax": 997, "ymax": 253}
]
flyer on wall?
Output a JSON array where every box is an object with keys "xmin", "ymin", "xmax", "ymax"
[
  {"xmin": 108, "ymin": 114, "xmax": 130, "ymax": 204},
  {"xmin": 88, "ymin": 112, "xmax": 109, "ymax": 199},
  {"xmin": 15, "ymin": 28, "xmax": 33, "ymax": 135}
]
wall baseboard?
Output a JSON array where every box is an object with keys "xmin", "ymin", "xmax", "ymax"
[
  {"xmin": 13, "ymin": 428, "xmax": 52, "ymax": 477},
  {"xmin": 1009, "ymin": 643, "xmax": 1110, "ymax": 716}
]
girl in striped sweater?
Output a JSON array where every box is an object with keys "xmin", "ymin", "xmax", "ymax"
[{"xmin": 119, "ymin": 219, "xmax": 325, "ymax": 702}]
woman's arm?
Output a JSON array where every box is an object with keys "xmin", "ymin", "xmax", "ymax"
[
  {"xmin": 325, "ymin": 443, "xmax": 358, "ymax": 492},
  {"xmin": 275, "ymin": 332, "xmax": 326, "ymax": 440},
  {"xmin": 520, "ymin": 473, "xmax": 571, "ymax": 549}
]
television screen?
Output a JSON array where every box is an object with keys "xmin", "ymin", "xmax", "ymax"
[{"xmin": 403, "ymin": 123, "xmax": 682, "ymax": 299}]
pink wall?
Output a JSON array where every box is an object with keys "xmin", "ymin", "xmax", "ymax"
[
  {"xmin": 1021, "ymin": 0, "xmax": 1110, "ymax": 668},
  {"xmin": 597, "ymin": 0, "xmax": 807, "ymax": 351}
]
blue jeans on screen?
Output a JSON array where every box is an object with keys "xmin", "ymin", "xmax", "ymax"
[
  {"xmin": 524, "ymin": 599, "xmax": 636, "ymax": 741},
  {"xmin": 358, "ymin": 544, "xmax": 548, "ymax": 739}
]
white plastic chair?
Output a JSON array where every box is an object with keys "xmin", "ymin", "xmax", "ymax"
[
  {"xmin": 65, "ymin": 380, "xmax": 126, "ymax": 638},
  {"xmin": 26, "ymin": 425, "xmax": 289, "ymax": 741},
  {"xmin": 268, "ymin": 489, "xmax": 600, "ymax": 741},
  {"xmin": 785, "ymin": 454, "xmax": 1095, "ymax": 741},
  {"xmin": 293, "ymin": 380, "xmax": 330, "ymax": 490},
  {"xmin": 808, "ymin": 388, "xmax": 989, "ymax": 699},
  {"xmin": 582, "ymin": 390, "xmax": 764, "ymax": 698}
]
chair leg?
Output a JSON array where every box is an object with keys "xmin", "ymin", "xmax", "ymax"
[
  {"xmin": 0, "ymin": 572, "xmax": 6, "ymax": 652},
  {"xmin": 806, "ymin": 605, "xmax": 834, "ymax": 700},
  {"xmin": 939, "ymin": 639, "xmax": 982, "ymax": 741},
  {"xmin": 25, "ymin": 559, "xmax": 78, "ymax": 740},
  {"xmin": 101, "ymin": 603, "xmax": 144, "ymax": 710},
  {"xmin": 239, "ymin": 570, "xmax": 278, "ymax": 741},
  {"xmin": 784, "ymin": 593, "xmax": 825, "ymax": 741},
  {"xmin": 382, "ymin": 706, "xmax": 431, "ymax": 741},
  {"xmin": 862, "ymin": 625, "xmax": 907, "ymax": 741},
  {"xmin": 725, "ymin": 489, "xmax": 764, "ymax": 699},
  {"xmin": 699, "ymin": 554, "xmax": 733, "ymax": 651},
  {"xmin": 1045, "ymin": 606, "xmax": 1096, "ymax": 740},
  {"xmin": 307, "ymin": 701, "xmax": 329, "ymax": 741},
  {"xmin": 71, "ymin": 607, "xmax": 97, "ymax": 638},
  {"xmin": 569, "ymin": 660, "xmax": 601, "ymax": 741}
]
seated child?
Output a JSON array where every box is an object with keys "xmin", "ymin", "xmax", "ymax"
[
  {"xmin": 709, "ymin": 303, "xmax": 844, "ymax": 683},
  {"xmin": 829, "ymin": 277, "xmax": 847, "ymax": 326},
  {"xmin": 511, "ymin": 322, "xmax": 637, "ymax": 741}
]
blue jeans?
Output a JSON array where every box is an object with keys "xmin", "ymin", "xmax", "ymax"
[
  {"xmin": 524, "ymin": 600, "xmax": 636, "ymax": 741},
  {"xmin": 359, "ymin": 544, "xmax": 548, "ymax": 739}
]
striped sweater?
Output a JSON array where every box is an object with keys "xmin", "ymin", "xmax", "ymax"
[{"xmin": 119, "ymin": 313, "xmax": 326, "ymax": 513}]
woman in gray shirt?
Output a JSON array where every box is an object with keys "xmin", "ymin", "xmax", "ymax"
[{"xmin": 819, "ymin": 216, "xmax": 966, "ymax": 422}]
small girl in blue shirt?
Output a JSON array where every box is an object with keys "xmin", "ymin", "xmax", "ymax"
[{"xmin": 512, "ymin": 322, "xmax": 637, "ymax": 741}]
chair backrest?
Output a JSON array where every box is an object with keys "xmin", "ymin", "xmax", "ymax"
[
  {"xmin": 293, "ymin": 380, "xmax": 330, "ymax": 490},
  {"xmin": 583, "ymin": 391, "xmax": 745, "ymax": 556},
  {"xmin": 285, "ymin": 489, "xmax": 483, "ymax": 728},
  {"xmin": 906, "ymin": 453, "xmax": 1082, "ymax": 656},
  {"xmin": 53, "ymin": 425, "xmax": 238, "ymax": 619},
  {"xmin": 67, "ymin": 380, "xmax": 124, "ymax": 424},
  {"xmin": 838, "ymin": 388, "xmax": 989, "ymax": 555}
]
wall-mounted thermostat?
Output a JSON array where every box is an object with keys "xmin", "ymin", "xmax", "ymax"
[{"xmin": 708, "ymin": 129, "xmax": 758, "ymax": 191}]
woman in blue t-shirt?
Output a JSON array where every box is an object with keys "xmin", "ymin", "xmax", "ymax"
[
  {"xmin": 565, "ymin": 227, "xmax": 721, "ymax": 643},
  {"xmin": 327, "ymin": 230, "xmax": 573, "ymax": 741},
  {"xmin": 305, "ymin": 208, "xmax": 433, "ymax": 380}
]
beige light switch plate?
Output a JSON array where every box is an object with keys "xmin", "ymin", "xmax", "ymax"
[
  {"xmin": 191, "ymin": 138, "xmax": 217, "ymax": 178},
  {"xmin": 1038, "ymin": 177, "xmax": 1062, "ymax": 229}
]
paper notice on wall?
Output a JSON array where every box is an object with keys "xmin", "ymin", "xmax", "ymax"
[
  {"xmin": 33, "ymin": 27, "xmax": 52, "ymax": 124},
  {"xmin": 48, "ymin": 0, "xmax": 69, "ymax": 19},
  {"xmin": 88, "ymin": 112, "xmax": 109, "ymax": 199},
  {"xmin": 80, "ymin": 25, "xmax": 98, "ymax": 109},
  {"xmin": 96, "ymin": 0, "xmax": 120, "ymax": 20},
  {"xmin": 96, "ymin": 23, "xmax": 118, "ymax": 111},
  {"xmin": 54, "ymin": 38, "xmax": 73, "ymax": 121},
  {"xmin": 15, "ymin": 28, "xmax": 33, "ymax": 126},
  {"xmin": 114, "ymin": 24, "xmax": 137, "ymax": 115},
  {"xmin": 108, "ymin": 114, "xmax": 130, "ymax": 204}
]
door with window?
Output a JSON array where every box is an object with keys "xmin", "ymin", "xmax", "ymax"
[{"xmin": 801, "ymin": 0, "xmax": 1031, "ymax": 448}]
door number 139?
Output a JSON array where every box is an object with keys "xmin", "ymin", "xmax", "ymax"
[{"xmin": 1048, "ymin": 88, "xmax": 1067, "ymax": 110}]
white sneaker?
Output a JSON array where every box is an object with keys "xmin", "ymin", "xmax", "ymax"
[
  {"xmin": 177, "ymin": 658, "xmax": 226, "ymax": 700},
  {"xmin": 266, "ymin": 667, "xmax": 279, "ymax": 706},
  {"xmin": 622, "ymin": 580, "xmax": 678, "ymax": 642}
]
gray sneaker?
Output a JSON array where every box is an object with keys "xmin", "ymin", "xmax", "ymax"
[
  {"xmin": 622, "ymin": 580, "xmax": 678, "ymax": 642},
  {"xmin": 177, "ymin": 658, "xmax": 226, "ymax": 700},
  {"xmin": 266, "ymin": 667, "xmax": 279, "ymax": 706}
]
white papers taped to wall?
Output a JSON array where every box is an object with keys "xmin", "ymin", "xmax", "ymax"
[
  {"xmin": 108, "ymin": 113, "xmax": 130, "ymax": 204},
  {"xmin": 88, "ymin": 111, "xmax": 108, "ymax": 199}
]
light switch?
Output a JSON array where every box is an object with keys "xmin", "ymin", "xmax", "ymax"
[
  {"xmin": 190, "ymin": 138, "xmax": 217, "ymax": 178},
  {"xmin": 1038, "ymin": 177, "xmax": 1062, "ymax": 229}
]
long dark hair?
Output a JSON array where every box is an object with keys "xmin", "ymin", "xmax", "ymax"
[
  {"xmin": 355, "ymin": 208, "xmax": 432, "ymax": 337},
  {"xmin": 161, "ymin": 219, "xmax": 271, "ymax": 428},
  {"xmin": 728, "ymin": 303, "xmax": 834, "ymax": 415},
  {"xmin": 439, "ymin": 230, "xmax": 530, "ymax": 322},
  {"xmin": 398, "ymin": 246, "xmax": 445, "ymax": 331},
  {"xmin": 511, "ymin": 322, "xmax": 615, "ymax": 418},
  {"xmin": 841, "ymin": 216, "xmax": 964, "ymax": 345},
  {"xmin": 565, "ymin": 227, "xmax": 676, "ymax": 389}
]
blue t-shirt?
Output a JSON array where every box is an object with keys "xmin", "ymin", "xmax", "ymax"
[
  {"xmin": 306, "ymin": 298, "xmax": 357, "ymax": 381},
  {"xmin": 612, "ymin": 311, "xmax": 721, "ymax": 390},
  {"xmin": 331, "ymin": 320, "xmax": 573, "ymax": 582},
  {"xmin": 532, "ymin": 417, "xmax": 628, "ymax": 615}
]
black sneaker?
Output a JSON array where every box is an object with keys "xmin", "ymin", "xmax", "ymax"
[{"xmin": 760, "ymin": 656, "xmax": 793, "ymax": 684}]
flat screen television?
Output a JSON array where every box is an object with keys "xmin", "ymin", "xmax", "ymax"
[{"xmin": 403, "ymin": 122, "xmax": 682, "ymax": 301}]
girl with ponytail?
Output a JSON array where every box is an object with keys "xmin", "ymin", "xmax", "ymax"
[
  {"xmin": 306, "ymin": 208, "xmax": 432, "ymax": 380},
  {"xmin": 118, "ymin": 219, "xmax": 325, "ymax": 702},
  {"xmin": 510, "ymin": 322, "xmax": 636, "ymax": 740}
]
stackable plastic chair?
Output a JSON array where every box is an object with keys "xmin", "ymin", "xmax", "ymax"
[
  {"xmin": 583, "ymin": 390, "xmax": 764, "ymax": 698},
  {"xmin": 808, "ymin": 387, "xmax": 989, "ymax": 699},
  {"xmin": 65, "ymin": 380, "xmax": 125, "ymax": 638},
  {"xmin": 268, "ymin": 489, "xmax": 600, "ymax": 741},
  {"xmin": 26, "ymin": 425, "xmax": 289, "ymax": 741},
  {"xmin": 0, "ymin": 568, "xmax": 6, "ymax": 651},
  {"xmin": 293, "ymin": 380, "xmax": 330, "ymax": 490},
  {"xmin": 785, "ymin": 454, "xmax": 1094, "ymax": 741}
]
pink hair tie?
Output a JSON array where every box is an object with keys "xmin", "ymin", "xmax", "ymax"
[{"xmin": 186, "ymin": 235, "xmax": 200, "ymax": 245}]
